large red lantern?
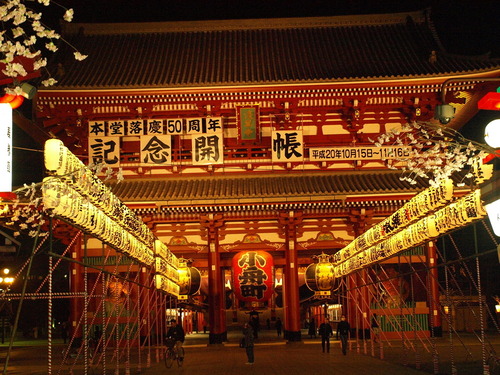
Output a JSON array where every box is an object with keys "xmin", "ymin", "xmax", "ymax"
[{"xmin": 232, "ymin": 250, "xmax": 274, "ymax": 302}]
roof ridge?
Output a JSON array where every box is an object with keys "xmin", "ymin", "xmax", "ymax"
[
  {"xmin": 107, "ymin": 170, "xmax": 405, "ymax": 185},
  {"xmin": 63, "ymin": 10, "xmax": 429, "ymax": 36}
]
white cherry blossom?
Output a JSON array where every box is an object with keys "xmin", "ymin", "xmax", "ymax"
[
  {"xmin": 1, "ymin": 0, "xmax": 86, "ymax": 91},
  {"xmin": 373, "ymin": 121, "xmax": 495, "ymax": 187}
]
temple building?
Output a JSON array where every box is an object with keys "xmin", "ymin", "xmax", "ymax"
[{"xmin": 8, "ymin": 8, "xmax": 500, "ymax": 346}]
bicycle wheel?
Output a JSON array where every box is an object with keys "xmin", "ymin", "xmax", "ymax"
[
  {"xmin": 164, "ymin": 349, "xmax": 175, "ymax": 368},
  {"xmin": 176, "ymin": 347, "xmax": 185, "ymax": 367}
]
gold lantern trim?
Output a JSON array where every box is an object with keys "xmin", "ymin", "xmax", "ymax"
[{"xmin": 305, "ymin": 253, "xmax": 336, "ymax": 291}]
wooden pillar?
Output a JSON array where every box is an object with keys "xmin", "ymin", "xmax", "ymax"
[
  {"xmin": 69, "ymin": 234, "xmax": 83, "ymax": 344},
  {"xmin": 279, "ymin": 211, "xmax": 302, "ymax": 342},
  {"xmin": 138, "ymin": 266, "xmax": 149, "ymax": 343},
  {"xmin": 358, "ymin": 270, "xmax": 371, "ymax": 339},
  {"xmin": 201, "ymin": 214, "xmax": 226, "ymax": 344},
  {"xmin": 347, "ymin": 273, "xmax": 357, "ymax": 332},
  {"xmin": 427, "ymin": 241, "xmax": 442, "ymax": 336},
  {"xmin": 348, "ymin": 208, "xmax": 373, "ymax": 339}
]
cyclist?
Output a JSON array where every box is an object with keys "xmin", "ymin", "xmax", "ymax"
[{"xmin": 166, "ymin": 319, "xmax": 185, "ymax": 362}]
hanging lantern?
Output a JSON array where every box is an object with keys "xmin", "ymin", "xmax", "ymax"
[
  {"xmin": 8, "ymin": 95, "xmax": 24, "ymax": 109},
  {"xmin": 305, "ymin": 253, "xmax": 335, "ymax": 291},
  {"xmin": 0, "ymin": 94, "xmax": 16, "ymax": 103},
  {"xmin": 177, "ymin": 259, "xmax": 201, "ymax": 296},
  {"xmin": 0, "ymin": 93, "xmax": 24, "ymax": 109},
  {"xmin": 232, "ymin": 250, "xmax": 274, "ymax": 302}
]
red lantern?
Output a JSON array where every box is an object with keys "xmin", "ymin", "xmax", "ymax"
[
  {"xmin": 8, "ymin": 95, "xmax": 24, "ymax": 109},
  {"xmin": 0, "ymin": 93, "xmax": 24, "ymax": 109},
  {"xmin": 232, "ymin": 250, "xmax": 274, "ymax": 302},
  {"xmin": 0, "ymin": 94, "xmax": 16, "ymax": 103}
]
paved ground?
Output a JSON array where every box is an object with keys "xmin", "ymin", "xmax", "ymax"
[{"xmin": 1, "ymin": 329, "xmax": 499, "ymax": 374}]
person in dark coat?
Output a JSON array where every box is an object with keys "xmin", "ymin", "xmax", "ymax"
[
  {"xmin": 318, "ymin": 318, "xmax": 333, "ymax": 353},
  {"xmin": 275, "ymin": 317, "xmax": 282, "ymax": 337},
  {"xmin": 249, "ymin": 311, "xmax": 259, "ymax": 339},
  {"xmin": 166, "ymin": 319, "xmax": 185, "ymax": 361},
  {"xmin": 308, "ymin": 318, "xmax": 316, "ymax": 338},
  {"xmin": 336, "ymin": 315, "xmax": 351, "ymax": 355},
  {"xmin": 60, "ymin": 321, "xmax": 68, "ymax": 344},
  {"xmin": 242, "ymin": 322, "xmax": 255, "ymax": 365}
]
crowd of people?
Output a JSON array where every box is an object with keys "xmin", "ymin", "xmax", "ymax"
[
  {"xmin": 240, "ymin": 314, "xmax": 352, "ymax": 364},
  {"xmin": 162, "ymin": 314, "xmax": 353, "ymax": 366}
]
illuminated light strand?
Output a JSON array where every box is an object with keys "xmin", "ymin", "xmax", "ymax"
[
  {"xmin": 44, "ymin": 139, "xmax": 154, "ymax": 248},
  {"xmin": 332, "ymin": 178, "xmax": 454, "ymax": 265},
  {"xmin": 334, "ymin": 189, "xmax": 486, "ymax": 277},
  {"xmin": 43, "ymin": 139, "xmax": 180, "ymax": 294},
  {"xmin": 42, "ymin": 178, "xmax": 155, "ymax": 266},
  {"xmin": 153, "ymin": 239, "xmax": 179, "ymax": 293}
]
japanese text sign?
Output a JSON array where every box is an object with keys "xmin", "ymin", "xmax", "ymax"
[
  {"xmin": 272, "ymin": 130, "xmax": 303, "ymax": 162},
  {"xmin": 232, "ymin": 251, "xmax": 274, "ymax": 302}
]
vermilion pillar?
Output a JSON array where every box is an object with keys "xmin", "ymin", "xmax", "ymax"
[
  {"xmin": 138, "ymin": 266, "xmax": 149, "ymax": 343},
  {"xmin": 427, "ymin": 241, "xmax": 442, "ymax": 336},
  {"xmin": 348, "ymin": 208, "xmax": 372, "ymax": 339},
  {"xmin": 279, "ymin": 211, "xmax": 302, "ymax": 342},
  {"xmin": 347, "ymin": 273, "xmax": 357, "ymax": 330},
  {"xmin": 358, "ymin": 270, "xmax": 371, "ymax": 339},
  {"xmin": 201, "ymin": 214, "xmax": 226, "ymax": 344}
]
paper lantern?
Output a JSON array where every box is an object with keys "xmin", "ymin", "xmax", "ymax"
[
  {"xmin": 305, "ymin": 253, "xmax": 335, "ymax": 291},
  {"xmin": 232, "ymin": 250, "xmax": 274, "ymax": 302},
  {"xmin": 177, "ymin": 259, "xmax": 201, "ymax": 295}
]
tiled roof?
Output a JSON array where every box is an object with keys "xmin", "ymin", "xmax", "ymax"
[
  {"xmin": 106, "ymin": 171, "xmax": 435, "ymax": 204},
  {"xmin": 48, "ymin": 11, "xmax": 500, "ymax": 90}
]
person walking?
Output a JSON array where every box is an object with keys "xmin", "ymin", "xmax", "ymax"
[
  {"xmin": 308, "ymin": 318, "xmax": 317, "ymax": 338},
  {"xmin": 60, "ymin": 321, "xmax": 68, "ymax": 344},
  {"xmin": 318, "ymin": 318, "xmax": 333, "ymax": 353},
  {"xmin": 336, "ymin": 315, "xmax": 351, "ymax": 355},
  {"xmin": 249, "ymin": 311, "xmax": 259, "ymax": 339},
  {"xmin": 275, "ymin": 317, "xmax": 282, "ymax": 337},
  {"xmin": 166, "ymin": 319, "xmax": 185, "ymax": 362},
  {"xmin": 371, "ymin": 314, "xmax": 380, "ymax": 343},
  {"xmin": 242, "ymin": 322, "xmax": 255, "ymax": 365}
]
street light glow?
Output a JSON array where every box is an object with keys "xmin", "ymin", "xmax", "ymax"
[{"xmin": 484, "ymin": 119, "xmax": 500, "ymax": 148}]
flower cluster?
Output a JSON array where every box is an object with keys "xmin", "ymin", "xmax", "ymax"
[
  {"xmin": 369, "ymin": 121, "xmax": 493, "ymax": 188},
  {"xmin": 0, "ymin": 0, "xmax": 87, "ymax": 94}
]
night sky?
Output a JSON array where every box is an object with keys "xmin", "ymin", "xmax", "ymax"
[{"xmin": 57, "ymin": 0, "xmax": 500, "ymax": 58}]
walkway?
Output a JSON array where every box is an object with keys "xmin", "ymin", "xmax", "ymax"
[
  {"xmin": 1, "ymin": 329, "xmax": 499, "ymax": 374},
  {"xmin": 146, "ymin": 335, "xmax": 427, "ymax": 375}
]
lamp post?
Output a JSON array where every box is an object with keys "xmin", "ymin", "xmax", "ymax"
[
  {"xmin": 435, "ymin": 77, "xmax": 500, "ymax": 125},
  {"xmin": 0, "ymin": 268, "xmax": 14, "ymax": 287},
  {"xmin": 0, "ymin": 268, "xmax": 14, "ymax": 344},
  {"xmin": 495, "ymin": 297, "xmax": 500, "ymax": 327}
]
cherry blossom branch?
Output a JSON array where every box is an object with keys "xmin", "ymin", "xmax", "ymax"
[
  {"xmin": 1, "ymin": 0, "xmax": 87, "ymax": 93},
  {"xmin": 369, "ymin": 121, "xmax": 494, "ymax": 187}
]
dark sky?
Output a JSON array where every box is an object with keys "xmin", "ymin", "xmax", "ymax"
[{"xmin": 57, "ymin": 0, "xmax": 500, "ymax": 57}]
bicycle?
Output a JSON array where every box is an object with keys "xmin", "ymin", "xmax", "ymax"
[{"xmin": 164, "ymin": 338, "xmax": 185, "ymax": 368}]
